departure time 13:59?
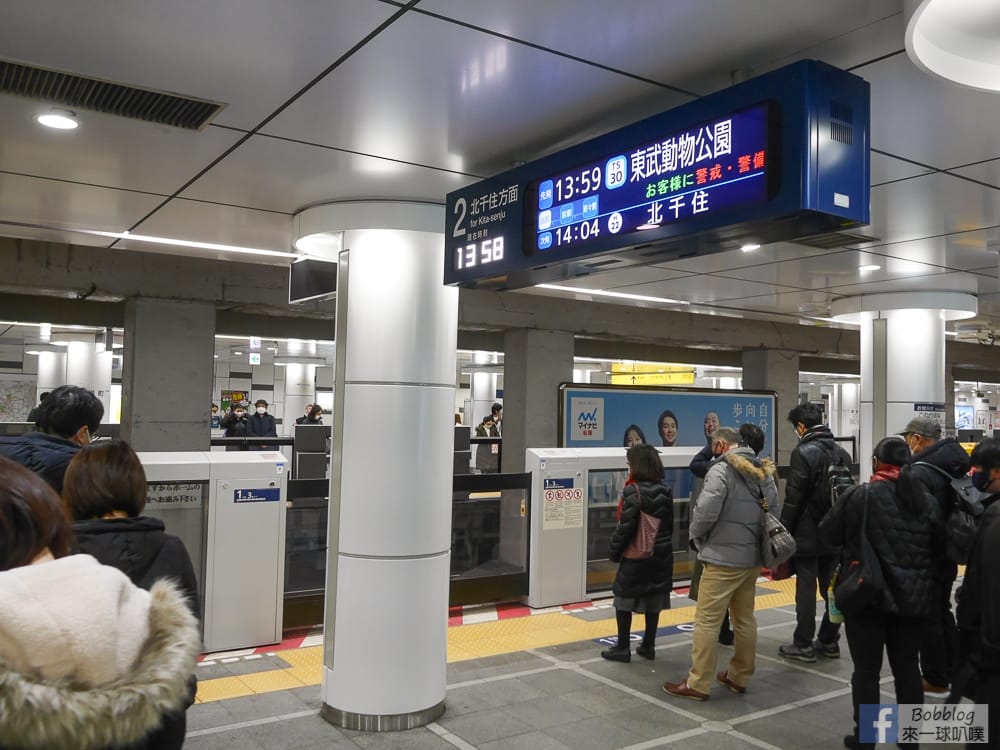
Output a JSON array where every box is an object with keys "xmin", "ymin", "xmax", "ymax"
[{"xmin": 553, "ymin": 166, "xmax": 602, "ymax": 202}]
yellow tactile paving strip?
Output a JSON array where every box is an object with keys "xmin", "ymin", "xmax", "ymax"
[{"xmin": 195, "ymin": 578, "xmax": 798, "ymax": 703}]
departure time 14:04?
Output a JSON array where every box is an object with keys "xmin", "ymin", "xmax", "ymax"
[{"xmin": 555, "ymin": 219, "xmax": 600, "ymax": 246}]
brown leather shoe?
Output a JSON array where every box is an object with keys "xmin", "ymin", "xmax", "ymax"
[
  {"xmin": 922, "ymin": 678, "xmax": 949, "ymax": 695},
  {"xmin": 716, "ymin": 671, "xmax": 746, "ymax": 694},
  {"xmin": 662, "ymin": 679, "xmax": 709, "ymax": 701}
]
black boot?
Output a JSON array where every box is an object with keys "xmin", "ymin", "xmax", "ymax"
[
  {"xmin": 637, "ymin": 610, "xmax": 659, "ymax": 659},
  {"xmin": 601, "ymin": 609, "xmax": 632, "ymax": 662}
]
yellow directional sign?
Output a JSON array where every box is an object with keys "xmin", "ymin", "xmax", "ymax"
[{"xmin": 610, "ymin": 363, "xmax": 695, "ymax": 386}]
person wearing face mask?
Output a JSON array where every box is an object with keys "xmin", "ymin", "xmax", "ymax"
[
  {"xmin": 901, "ymin": 416, "xmax": 970, "ymax": 696},
  {"xmin": 0, "ymin": 384, "xmax": 104, "ymax": 493},
  {"xmin": 220, "ymin": 403, "xmax": 249, "ymax": 438},
  {"xmin": 955, "ymin": 438, "xmax": 1000, "ymax": 727},
  {"xmin": 247, "ymin": 399, "xmax": 278, "ymax": 443}
]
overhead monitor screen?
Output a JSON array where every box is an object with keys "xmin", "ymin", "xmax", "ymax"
[{"xmin": 523, "ymin": 102, "xmax": 775, "ymax": 257}]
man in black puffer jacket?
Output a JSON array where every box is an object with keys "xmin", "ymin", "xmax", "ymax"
[
  {"xmin": 0, "ymin": 385, "xmax": 103, "ymax": 493},
  {"xmin": 779, "ymin": 403, "xmax": 853, "ymax": 663},
  {"xmin": 902, "ymin": 416, "xmax": 970, "ymax": 695}
]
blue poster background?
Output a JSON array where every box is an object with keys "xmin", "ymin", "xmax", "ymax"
[{"xmin": 560, "ymin": 385, "xmax": 776, "ymax": 456}]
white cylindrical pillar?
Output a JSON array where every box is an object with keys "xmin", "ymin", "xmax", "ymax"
[
  {"xmin": 36, "ymin": 351, "xmax": 67, "ymax": 399},
  {"xmin": 298, "ymin": 202, "xmax": 456, "ymax": 731},
  {"xmin": 284, "ymin": 362, "xmax": 316, "ymax": 427},
  {"xmin": 833, "ymin": 292, "xmax": 976, "ymax": 478},
  {"xmin": 66, "ymin": 341, "xmax": 113, "ymax": 418}
]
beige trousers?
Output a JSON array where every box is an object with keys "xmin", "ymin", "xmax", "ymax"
[{"xmin": 686, "ymin": 562, "xmax": 759, "ymax": 694}]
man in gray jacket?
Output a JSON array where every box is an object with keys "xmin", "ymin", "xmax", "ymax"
[{"xmin": 663, "ymin": 427, "xmax": 779, "ymax": 701}]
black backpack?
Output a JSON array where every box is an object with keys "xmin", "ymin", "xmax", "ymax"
[
  {"xmin": 817, "ymin": 446, "xmax": 855, "ymax": 516},
  {"xmin": 913, "ymin": 461, "xmax": 984, "ymax": 564}
]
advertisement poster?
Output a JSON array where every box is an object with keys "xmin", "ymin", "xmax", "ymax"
[
  {"xmin": 560, "ymin": 384, "xmax": 776, "ymax": 455},
  {"xmin": 559, "ymin": 384, "xmax": 777, "ymax": 501},
  {"xmin": 955, "ymin": 405, "xmax": 974, "ymax": 431}
]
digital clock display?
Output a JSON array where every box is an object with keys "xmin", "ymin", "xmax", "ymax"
[{"xmin": 525, "ymin": 103, "xmax": 775, "ymax": 255}]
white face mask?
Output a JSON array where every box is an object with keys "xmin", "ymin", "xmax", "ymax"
[
  {"xmin": 256, "ymin": 407, "xmax": 267, "ymax": 414},
  {"xmin": 234, "ymin": 411, "xmax": 244, "ymax": 418}
]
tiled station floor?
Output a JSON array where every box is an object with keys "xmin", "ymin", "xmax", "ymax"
[{"xmin": 185, "ymin": 579, "xmax": 964, "ymax": 750}]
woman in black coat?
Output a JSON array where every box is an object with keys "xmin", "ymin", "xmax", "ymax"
[
  {"xmin": 62, "ymin": 439, "xmax": 200, "ymax": 750},
  {"xmin": 820, "ymin": 436, "xmax": 943, "ymax": 750},
  {"xmin": 603, "ymin": 443, "xmax": 674, "ymax": 663}
]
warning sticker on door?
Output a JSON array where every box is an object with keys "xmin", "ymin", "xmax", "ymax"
[{"xmin": 542, "ymin": 477, "xmax": 584, "ymax": 530}]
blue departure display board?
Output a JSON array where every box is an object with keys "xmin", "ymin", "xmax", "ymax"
[
  {"xmin": 444, "ymin": 59, "xmax": 870, "ymax": 289},
  {"xmin": 525, "ymin": 103, "xmax": 773, "ymax": 256}
]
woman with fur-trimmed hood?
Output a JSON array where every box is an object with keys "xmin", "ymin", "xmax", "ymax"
[{"xmin": 0, "ymin": 456, "xmax": 200, "ymax": 750}]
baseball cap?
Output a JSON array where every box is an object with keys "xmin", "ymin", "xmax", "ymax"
[{"xmin": 900, "ymin": 417, "xmax": 942, "ymax": 440}]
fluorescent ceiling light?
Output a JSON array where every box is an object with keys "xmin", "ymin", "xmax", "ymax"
[
  {"xmin": 740, "ymin": 243, "xmax": 761, "ymax": 252},
  {"xmin": 36, "ymin": 109, "xmax": 78, "ymax": 130},
  {"xmin": 79, "ymin": 230, "xmax": 298, "ymax": 259},
  {"xmin": 273, "ymin": 355, "xmax": 326, "ymax": 366},
  {"xmin": 858, "ymin": 264, "xmax": 881, "ymax": 272},
  {"xmin": 535, "ymin": 283, "xmax": 689, "ymax": 306},
  {"xmin": 635, "ymin": 223, "xmax": 661, "ymax": 230}
]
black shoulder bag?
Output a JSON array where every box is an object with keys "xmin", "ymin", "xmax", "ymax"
[{"xmin": 833, "ymin": 487, "xmax": 886, "ymax": 616}]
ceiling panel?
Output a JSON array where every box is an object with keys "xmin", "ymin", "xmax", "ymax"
[
  {"xmin": 419, "ymin": 0, "xmax": 896, "ymax": 94},
  {"xmin": 181, "ymin": 133, "xmax": 471, "ymax": 214},
  {"xmin": 0, "ymin": 172, "xmax": 161, "ymax": 234},
  {"xmin": 261, "ymin": 11, "xmax": 677, "ymax": 177},
  {"xmin": 868, "ymin": 172, "xmax": 1000, "ymax": 247},
  {"xmin": 536, "ymin": 265, "xmax": 693, "ymax": 291},
  {"xmin": 653, "ymin": 242, "xmax": 838, "ymax": 275},
  {"xmin": 0, "ymin": 0, "xmax": 396, "ymax": 130},
  {"xmin": 708, "ymin": 247, "xmax": 950, "ymax": 290},
  {"xmin": 872, "ymin": 233, "xmax": 1000, "ymax": 273},
  {"xmin": 0, "ymin": 95, "xmax": 244, "ymax": 196},
  {"xmin": 126, "ymin": 199, "xmax": 292, "ymax": 258},
  {"xmin": 865, "ymin": 52, "xmax": 1000, "ymax": 168},
  {"xmin": 949, "ymin": 159, "xmax": 1000, "ymax": 190},
  {"xmin": 871, "ymin": 151, "xmax": 932, "ymax": 185},
  {"xmin": 613, "ymin": 273, "xmax": 802, "ymax": 303},
  {"xmin": 824, "ymin": 270, "xmax": 993, "ymax": 297}
]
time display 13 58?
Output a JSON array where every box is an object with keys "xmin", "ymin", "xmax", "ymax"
[{"xmin": 454, "ymin": 237, "xmax": 504, "ymax": 270}]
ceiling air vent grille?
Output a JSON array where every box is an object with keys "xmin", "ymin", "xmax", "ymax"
[
  {"xmin": 830, "ymin": 100, "xmax": 853, "ymax": 145},
  {"xmin": 0, "ymin": 59, "xmax": 225, "ymax": 130},
  {"xmin": 796, "ymin": 230, "xmax": 879, "ymax": 250}
]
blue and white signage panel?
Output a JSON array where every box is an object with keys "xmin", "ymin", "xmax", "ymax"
[
  {"xmin": 233, "ymin": 487, "xmax": 281, "ymax": 503},
  {"xmin": 559, "ymin": 384, "xmax": 777, "ymax": 458},
  {"xmin": 444, "ymin": 59, "xmax": 870, "ymax": 290}
]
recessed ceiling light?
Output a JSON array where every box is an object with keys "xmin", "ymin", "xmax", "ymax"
[
  {"xmin": 858, "ymin": 264, "xmax": 881, "ymax": 272},
  {"xmin": 36, "ymin": 109, "xmax": 78, "ymax": 130},
  {"xmin": 741, "ymin": 243, "xmax": 761, "ymax": 252}
]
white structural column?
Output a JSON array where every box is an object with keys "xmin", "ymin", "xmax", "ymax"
[
  {"xmin": 741, "ymin": 349, "xmax": 800, "ymax": 467},
  {"xmin": 66, "ymin": 340, "xmax": 113, "ymax": 419},
  {"xmin": 502, "ymin": 329, "xmax": 575, "ymax": 473},
  {"xmin": 121, "ymin": 297, "xmax": 216, "ymax": 451},
  {"xmin": 833, "ymin": 292, "xmax": 976, "ymax": 477},
  {"xmin": 36, "ymin": 351, "xmax": 67, "ymax": 402},
  {"xmin": 298, "ymin": 203, "xmax": 457, "ymax": 731},
  {"xmin": 283, "ymin": 362, "xmax": 316, "ymax": 428}
]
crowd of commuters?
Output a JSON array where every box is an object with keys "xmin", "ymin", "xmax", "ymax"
[
  {"xmin": 0, "ymin": 384, "xmax": 201, "ymax": 749},
  {"xmin": 602, "ymin": 400, "xmax": 1000, "ymax": 749}
]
